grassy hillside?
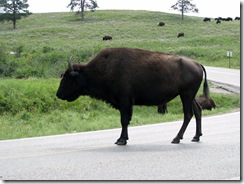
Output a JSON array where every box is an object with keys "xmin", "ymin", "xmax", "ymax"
[
  {"xmin": 0, "ymin": 11, "xmax": 240, "ymax": 140},
  {"xmin": 0, "ymin": 10, "xmax": 240, "ymax": 77}
]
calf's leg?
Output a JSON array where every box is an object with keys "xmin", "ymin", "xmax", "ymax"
[{"xmin": 192, "ymin": 99, "xmax": 203, "ymax": 142}]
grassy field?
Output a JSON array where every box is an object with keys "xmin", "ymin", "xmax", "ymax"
[
  {"xmin": 0, "ymin": 10, "xmax": 240, "ymax": 140},
  {"xmin": 0, "ymin": 10, "xmax": 240, "ymax": 77}
]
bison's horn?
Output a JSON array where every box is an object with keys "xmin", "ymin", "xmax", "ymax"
[{"xmin": 68, "ymin": 55, "xmax": 73, "ymax": 71}]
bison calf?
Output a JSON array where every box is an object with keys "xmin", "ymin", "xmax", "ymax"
[
  {"xmin": 56, "ymin": 47, "xmax": 209, "ymax": 145},
  {"xmin": 196, "ymin": 95, "xmax": 216, "ymax": 111},
  {"xmin": 158, "ymin": 95, "xmax": 216, "ymax": 114}
]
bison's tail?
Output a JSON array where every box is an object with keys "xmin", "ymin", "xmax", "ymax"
[{"xmin": 201, "ymin": 65, "xmax": 210, "ymax": 98}]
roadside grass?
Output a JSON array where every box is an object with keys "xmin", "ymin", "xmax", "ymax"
[{"xmin": 0, "ymin": 78, "xmax": 240, "ymax": 140}]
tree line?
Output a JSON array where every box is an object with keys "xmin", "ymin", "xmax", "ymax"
[{"xmin": 0, "ymin": 0, "xmax": 198, "ymax": 29}]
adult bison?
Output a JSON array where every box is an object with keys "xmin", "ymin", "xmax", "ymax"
[
  {"xmin": 203, "ymin": 17, "xmax": 211, "ymax": 22},
  {"xmin": 56, "ymin": 48, "xmax": 209, "ymax": 145},
  {"xmin": 177, "ymin": 32, "xmax": 184, "ymax": 38},
  {"xmin": 158, "ymin": 22, "xmax": 165, "ymax": 26}
]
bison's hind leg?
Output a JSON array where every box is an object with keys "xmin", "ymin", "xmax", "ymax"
[
  {"xmin": 192, "ymin": 99, "xmax": 203, "ymax": 142},
  {"xmin": 172, "ymin": 92, "xmax": 195, "ymax": 144}
]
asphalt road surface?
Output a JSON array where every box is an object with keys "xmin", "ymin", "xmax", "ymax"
[
  {"xmin": 205, "ymin": 66, "xmax": 240, "ymax": 88},
  {"xmin": 0, "ymin": 67, "xmax": 240, "ymax": 180}
]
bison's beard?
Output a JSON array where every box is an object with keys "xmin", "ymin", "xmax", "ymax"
[
  {"xmin": 57, "ymin": 92, "xmax": 80, "ymax": 102},
  {"xmin": 66, "ymin": 95, "xmax": 79, "ymax": 102}
]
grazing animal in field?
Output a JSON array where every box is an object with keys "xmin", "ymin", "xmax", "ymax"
[
  {"xmin": 235, "ymin": 17, "xmax": 240, "ymax": 20},
  {"xmin": 177, "ymin": 32, "xmax": 184, "ymax": 38},
  {"xmin": 103, "ymin": 36, "xmax": 112, "ymax": 41},
  {"xmin": 215, "ymin": 17, "xmax": 222, "ymax": 21},
  {"xmin": 158, "ymin": 95, "xmax": 216, "ymax": 114},
  {"xmin": 216, "ymin": 20, "xmax": 221, "ymax": 24},
  {"xmin": 56, "ymin": 47, "xmax": 210, "ymax": 145},
  {"xmin": 203, "ymin": 17, "xmax": 211, "ymax": 22},
  {"xmin": 196, "ymin": 95, "xmax": 216, "ymax": 111},
  {"xmin": 226, "ymin": 17, "xmax": 233, "ymax": 21},
  {"xmin": 158, "ymin": 22, "xmax": 165, "ymax": 26}
]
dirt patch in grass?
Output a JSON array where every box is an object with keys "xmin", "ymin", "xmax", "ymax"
[{"xmin": 210, "ymin": 81, "xmax": 240, "ymax": 95}]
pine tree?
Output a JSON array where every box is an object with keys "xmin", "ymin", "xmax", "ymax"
[
  {"xmin": 0, "ymin": 0, "xmax": 31, "ymax": 29},
  {"xmin": 171, "ymin": 0, "xmax": 198, "ymax": 20}
]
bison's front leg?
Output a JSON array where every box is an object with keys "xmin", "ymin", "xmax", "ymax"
[{"xmin": 115, "ymin": 101, "xmax": 133, "ymax": 146}]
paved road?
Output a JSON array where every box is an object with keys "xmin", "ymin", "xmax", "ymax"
[
  {"xmin": 0, "ymin": 67, "xmax": 240, "ymax": 180},
  {"xmin": 0, "ymin": 112, "xmax": 240, "ymax": 180},
  {"xmin": 205, "ymin": 66, "xmax": 240, "ymax": 88}
]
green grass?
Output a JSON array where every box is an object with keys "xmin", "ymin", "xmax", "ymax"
[
  {"xmin": 0, "ymin": 78, "xmax": 240, "ymax": 140},
  {"xmin": 0, "ymin": 10, "xmax": 240, "ymax": 78},
  {"xmin": 0, "ymin": 10, "xmax": 240, "ymax": 140}
]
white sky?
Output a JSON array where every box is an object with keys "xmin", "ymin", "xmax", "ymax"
[{"xmin": 28, "ymin": 0, "xmax": 240, "ymax": 18}]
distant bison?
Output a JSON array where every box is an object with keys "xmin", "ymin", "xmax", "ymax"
[
  {"xmin": 235, "ymin": 17, "xmax": 240, "ymax": 20},
  {"xmin": 158, "ymin": 95, "xmax": 216, "ymax": 114},
  {"xmin": 158, "ymin": 22, "xmax": 165, "ymax": 26},
  {"xmin": 203, "ymin": 17, "xmax": 211, "ymax": 22},
  {"xmin": 216, "ymin": 20, "xmax": 221, "ymax": 24},
  {"xmin": 177, "ymin": 32, "xmax": 184, "ymax": 38},
  {"xmin": 103, "ymin": 36, "xmax": 112, "ymax": 41},
  {"xmin": 222, "ymin": 17, "xmax": 233, "ymax": 21},
  {"xmin": 226, "ymin": 17, "xmax": 233, "ymax": 21},
  {"xmin": 56, "ymin": 47, "xmax": 209, "ymax": 145},
  {"xmin": 215, "ymin": 17, "xmax": 221, "ymax": 21}
]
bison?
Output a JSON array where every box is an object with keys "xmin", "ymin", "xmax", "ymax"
[
  {"xmin": 103, "ymin": 36, "xmax": 112, "ymax": 41},
  {"xmin": 226, "ymin": 17, "xmax": 233, "ymax": 21},
  {"xmin": 177, "ymin": 32, "xmax": 184, "ymax": 38},
  {"xmin": 196, "ymin": 95, "xmax": 216, "ymax": 111},
  {"xmin": 216, "ymin": 20, "xmax": 221, "ymax": 24},
  {"xmin": 158, "ymin": 95, "xmax": 216, "ymax": 114},
  {"xmin": 203, "ymin": 17, "xmax": 211, "ymax": 22},
  {"xmin": 56, "ymin": 48, "xmax": 209, "ymax": 145},
  {"xmin": 158, "ymin": 22, "xmax": 165, "ymax": 26}
]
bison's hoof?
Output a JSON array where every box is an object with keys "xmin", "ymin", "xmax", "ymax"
[
  {"xmin": 115, "ymin": 138, "xmax": 127, "ymax": 146},
  {"xmin": 171, "ymin": 139, "xmax": 180, "ymax": 144},
  {"xmin": 191, "ymin": 137, "xmax": 200, "ymax": 142}
]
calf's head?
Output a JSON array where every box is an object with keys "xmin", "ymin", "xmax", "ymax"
[{"xmin": 56, "ymin": 56, "xmax": 87, "ymax": 102}]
